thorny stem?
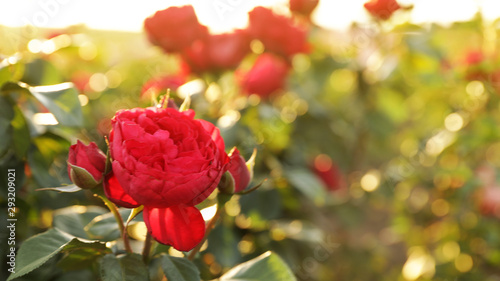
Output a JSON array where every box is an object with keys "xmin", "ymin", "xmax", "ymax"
[
  {"xmin": 96, "ymin": 194, "xmax": 133, "ymax": 253},
  {"xmin": 187, "ymin": 206, "xmax": 223, "ymax": 261}
]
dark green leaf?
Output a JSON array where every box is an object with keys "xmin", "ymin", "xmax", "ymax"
[
  {"xmin": 27, "ymin": 133, "xmax": 71, "ymax": 188},
  {"xmin": 85, "ymin": 209, "xmax": 133, "ymax": 241},
  {"xmin": 7, "ymin": 228, "xmax": 108, "ymax": 281},
  {"xmin": 52, "ymin": 206, "xmax": 106, "ymax": 239},
  {"xmin": 206, "ymin": 224, "xmax": 240, "ymax": 267},
  {"xmin": 21, "ymin": 58, "xmax": 63, "ymax": 86},
  {"xmin": 0, "ymin": 95, "xmax": 14, "ymax": 155},
  {"xmin": 286, "ymin": 169, "xmax": 328, "ymax": 206},
  {"xmin": 160, "ymin": 254, "xmax": 201, "ymax": 281},
  {"xmin": 29, "ymin": 83, "xmax": 83, "ymax": 127},
  {"xmin": 100, "ymin": 253, "xmax": 149, "ymax": 281},
  {"xmin": 53, "ymin": 270, "xmax": 95, "ymax": 281},
  {"xmin": 57, "ymin": 239, "xmax": 111, "ymax": 271},
  {"xmin": 11, "ymin": 105, "xmax": 30, "ymax": 159},
  {"xmin": 220, "ymin": 252, "xmax": 297, "ymax": 281},
  {"xmin": 240, "ymin": 188, "xmax": 283, "ymax": 221}
]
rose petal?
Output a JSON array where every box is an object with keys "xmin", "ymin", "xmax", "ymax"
[
  {"xmin": 103, "ymin": 173, "xmax": 140, "ymax": 208},
  {"xmin": 143, "ymin": 205, "xmax": 205, "ymax": 251}
]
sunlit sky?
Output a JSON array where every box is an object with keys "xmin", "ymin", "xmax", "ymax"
[{"xmin": 0, "ymin": 0, "xmax": 499, "ymax": 33}]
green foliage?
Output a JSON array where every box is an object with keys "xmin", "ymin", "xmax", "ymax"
[
  {"xmin": 100, "ymin": 254, "xmax": 149, "ymax": 281},
  {"xmin": 219, "ymin": 252, "xmax": 296, "ymax": 281},
  {"xmin": 160, "ymin": 254, "xmax": 201, "ymax": 281},
  {"xmin": 7, "ymin": 228, "xmax": 109, "ymax": 281}
]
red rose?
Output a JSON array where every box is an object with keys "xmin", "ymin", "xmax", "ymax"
[
  {"xmin": 238, "ymin": 53, "xmax": 290, "ymax": 98},
  {"xmin": 289, "ymin": 0, "xmax": 319, "ymax": 18},
  {"xmin": 363, "ymin": 0, "xmax": 401, "ymax": 20},
  {"xmin": 181, "ymin": 30, "xmax": 251, "ymax": 74},
  {"xmin": 104, "ymin": 107, "xmax": 229, "ymax": 251},
  {"xmin": 141, "ymin": 75, "xmax": 186, "ymax": 99},
  {"xmin": 248, "ymin": 7, "xmax": 309, "ymax": 58},
  {"xmin": 312, "ymin": 154, "xmax": 346, "ymax": 192},
  {"xmin": 144, "ymin": 6, "xmax": 208, "ymax": 53},
  {"xmin": 67, "ymin": 140, "xmax": 107, "ymax": 189}
]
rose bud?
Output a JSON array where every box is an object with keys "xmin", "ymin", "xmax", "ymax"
[
  {"xmin": 144, "ymin": 5, "xmax": 208, "ymax": 53},
  {"xmin": 248, "ymin": 6, "xmax": 309, "ymax": 58},
  {"xmin": 289, "ymin": 0, "xmax": 319, "ymax": 18},
  {"xmin": 223, "ymin": 148, "xmax": 256, "ymax": 193},
  {"xmin": 238, "ymin": 53, "xmax": 290, "ymax": 99},
  {"xmin": 67, "ymin": 140, "xmax": 107, "ymax": 189},
  {"xmin": 363, "ymin": 0, "xmax": 401, "ymax": 20},
  {"xmin": 104, "ymin": 107, "xmax": 229, "ymax": 251}
]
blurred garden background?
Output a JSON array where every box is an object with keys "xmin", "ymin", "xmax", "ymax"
[{"xmin": 2, "ymin": 0, "xmax": 500, "ymax": 280}]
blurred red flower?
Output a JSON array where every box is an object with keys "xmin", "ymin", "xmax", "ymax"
[
  {"xmin": 71, "ymin": 71, "xmax": 92, "ymax": 93},
  {"xmin": 181, "ymin": 30, "xmax": 251, "ymax": 74},
  {"xmin": 238, "ymin": 53, "xmax": 290, "ymax": 98},
  {"xmin": 248, "ymin": 7, "xmax": 309, "ymax": 58},
  {"xmin": 463, "ymin": 50, "xmax": 489, "ymax": 81},
  {"xmin": 475, "ymin": 165, "xmax": 500, "ymax": 217},
  {"xmin": 289, "ymin": 0, "xmax": 319, "ymax": 18},
  {"xmin": 141, "ymin": 75, "xmax": 186, "ymax": 99},
  {"xmin": 312, "ymin": 154, "xmax": 346, "ymax": 192},
  {"xmin": 363, "ymin": 0, "xmax": 401, "ymax": 20},
  {"xmin": 144, "ymin": 5, "xmax": 208, "ymax": 53}
]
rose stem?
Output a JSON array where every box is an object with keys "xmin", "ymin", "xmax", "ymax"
[
  {"xmin": 142, "ymin": 232, "xmax": 153, "ymax": 262},
  {"xmin": 97, "ymin": 194, "xmax": 133, "ymax": 253},
  {"xmin": 187, "ymin": 206, "xmax": 223, "ymax": 261}
]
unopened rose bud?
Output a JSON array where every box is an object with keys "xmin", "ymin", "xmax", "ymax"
[
  {"xmin": 225, "ymin": 148, "xmax": 256, "ymax": 193},
  {"xmin": 67, "ymin": 140, "xmax": 106, "ymax": 189}
]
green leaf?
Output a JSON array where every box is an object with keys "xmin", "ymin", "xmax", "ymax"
[
  {"xmin": 21, "ymin": 58, "xmax": 63, "ymax": 86},
  {"xmin": 100, "ymin": 253, "xmax": 149, "ymax": 281},
  {"xmin": 85, "ymin": 209, "xmax": 133, "ymax": 241},
  {"xmin": 220, "ymin": 252, "xmax": 297, "ymax": 281},
  {"xmin": 160, "ymin": 254, "xmax": 201, "ymax": 281},
  {"xmin": 53, "ymin": 206, "xmax": 106, "ymax": 239},
  {"xmin": 57, "ymin": 240, "xmax": 111, "ymax": 271},
  {"xmin": 286, "ymin": 169, "xmax": 328, "ymax": 206},
  {"xmin": 0, "ymin": 95, "xmax": 14, "ymax": 156},
  {"xmin": 29, "ymin": 83, "xmax": 83, "ymax": 127},
  {"xmin": 11, "ymin": 104, "xmax": 30, "ymax": 159},
  {"xmin": 206, "ymin": 224, "xmax": 240, "ymax": 267},
  {"xmin": 7, "ymin": 228, "xmax": 108, "ymax": 281},
  {"xmin": 37, "ymin": 184, "xmax": 82, "ymax": 193}
]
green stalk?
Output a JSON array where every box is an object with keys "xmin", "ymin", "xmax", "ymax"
[{"xmin": 96, "ymin": 194, "xmax": 133, "ymax": 253}]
